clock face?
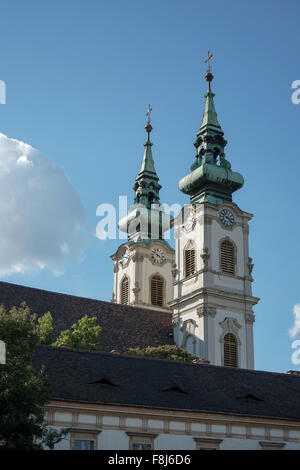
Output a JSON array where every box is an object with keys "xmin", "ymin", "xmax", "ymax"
[
  {"xmin": 151, "ymin": 247, "xmax": 165, "ymax": 264},
  {"xmin": 184, "ymin": 210, "xmax": 195, "ymax": 231},
  {"xmin": 219, "ymin": 209, "xmax": 235, "ymax": 227},
  {"xmin": 119, "ymin": 248, "xmax": 130, "ymax": 265}
]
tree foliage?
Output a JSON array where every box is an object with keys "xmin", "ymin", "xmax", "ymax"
[
  {"xmin": 52, "ymin": 315, "xmax": 102, "ymax": 350},
  {"xmin": 0, "ymin": 303, "xmax": 102, "ymax": 449},
  {"xmin": 126, "ymin": 344, "xmax": 198, "ymax": 363},
  {"xmin": 0, "ymin": 302, "xmax": 68, "ymax": 449},
  {"xmin": 35, "ymin": 311, "xmax": 54, "ymax": 345}
]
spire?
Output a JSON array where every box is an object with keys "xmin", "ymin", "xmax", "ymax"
[
  {"xmin": 133, "ymin": 105, "xmax": 161, "ymax": 209},
  {"xmin": 178, "ymin": 52, "xmax": 244, "ymax": 204},
  {"xmin": 193, "ymin": 52, "xmax": 228, "ymax": 169},
  {"xmin": 137, "ymin": 121, "xmax": 156, "ymax": 176},
  {"xmin": 199, "ymin": 67, "xmax": 223, "ymax": 133},
  {"xmin": 118, "ymin": 105, "xmax": 172, "ymax": 243}
]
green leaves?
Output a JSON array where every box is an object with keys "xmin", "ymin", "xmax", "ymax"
[
  {"xmin": 0, "ymin": 302, "xmax": 102, "ymax": 448},
  {"xmin": 52, "ymin": 315, "xmax": 102, "ymax": 350},
  {"xmin": 126, "ymin": 345, "xmax": 198, "ymax": 363},
  {"xmin": 0, "ymin": 303, "xmax": 57, "ymax": 449},
  {"xmin": 35, "ymin": 312, "xmax": 54, "ymax": 345}
]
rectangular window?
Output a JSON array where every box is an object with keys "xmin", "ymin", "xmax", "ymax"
[
  {"xmin": 132, "ymin": 443, "xmax": 152, "ymax": 450},
  {"xmin": 73, "ymin": 440, "xmax": 94, "ymax": 450},
  {"xmin": 259, "ymin": 441, "xmax": 285, "ymax": 450},
  {"xmin": 185, "ymin": 249, "xmax": 195, "ymax": 277},
  {"xmin": 70, "ymin": 431, "xmax": 99, "ymax": 450},
  {"xmin": 151, "ymin": 276, "xmax": 163, "ymax": 306},
  {"xmin": 194, "ymin": 438, "xmax": 222, "ymax": 450},
  {"xmin": 127, "ymin": 433, "xmax": 157, "ymax": 450}
]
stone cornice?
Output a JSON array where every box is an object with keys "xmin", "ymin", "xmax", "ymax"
[
  {"xmin": 131, "ymin": 299, "xmax": 172, "ymax": 313},
  {"xmin": 197, "ymin": 201, "xmax": 253, "ymax": 220},
  {"xmin": 169, "ymin": 287, "xmax": 260, "ymax": 308},
  {"xmin": 44, "ymin": 400, "xmax": 300, "ymax": 430},
  {"xmin": 173, "ymin": 268, "xmax": 253, "ymax": 284},
  {"xmin": 129, "ymin": 240, "xmax": 175, "ymax": 254},
  {"xmin": 172, "ymin": 302, "xmax": 255, "ymax": 318}
]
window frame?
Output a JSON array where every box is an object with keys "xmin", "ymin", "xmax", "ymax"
[
  {"xmin": 150, "ymin": 274, "xmax": 165, "ymax": 307},
  {"xmin": 70, "ymin": 430, "xmax": 100, "ymax": 450},
  {"xmin": 126, "ymin": 432, "xmax": 158, "ymax": 451},
  {"xmin": 259, "ymin": 441, "xmax": 286, "ymax": 450},
  {"xmin": 184, "ymin": 241, "xmax": 196, "ymax": 278},
  {"xmin": 194, "ymin": 437, "xmax": 223, "ymax": 450},
  {"xmin": 120, "ymin": 275, "xmax": 130, "ymax": 305},
  {"xmin": 223, "ymin": 332, "xmax": 238, "ymax": 368},
  {"xmin": 219, "ymin": 238, "xmax": 236, "ymax": 276}
]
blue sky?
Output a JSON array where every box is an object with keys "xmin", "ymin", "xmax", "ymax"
[{"xmin": 0, "ymin": 0, "xmax": 299, "ymax": 373}]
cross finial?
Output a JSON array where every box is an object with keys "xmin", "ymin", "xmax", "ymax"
[
  {"xmin": 205, "ymin": 51, "xmax": 213, "ymax": 73},
  {"xmin": 146, "ymin": 104, "xmax": 152, "ymax": 125}
]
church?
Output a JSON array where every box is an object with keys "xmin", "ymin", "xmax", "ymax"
[{"xmin": 1, "ymin": 57, "xmax": 300, "ymax": 450}]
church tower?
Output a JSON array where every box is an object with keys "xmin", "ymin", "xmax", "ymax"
[
  {"xmin": 170, "ymin": 56, "xmax": 259, "ymax": 369},
  {"xmin": 111, "ymin": 109, "xmax": 175, "ymax": 312}
]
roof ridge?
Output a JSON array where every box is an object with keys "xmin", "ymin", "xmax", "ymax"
[{"xmin": 36, "ymin": 345, "xmax": 298, "ymax": 377}]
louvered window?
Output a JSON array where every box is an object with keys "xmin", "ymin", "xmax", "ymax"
[
  {"xmin": 121, "ymin": 277, "xmax": 129, "ymax": 305},
  {"xmin": 220, "ymin": 239, "xmax": 235, "ymax": 275},
  {"xmin": 185, "ymin": 246, "xmax": 195, "ymax": 277},
  {"xmin": 151, "ymin": 275, "xmax": 164, "ymax": 306},
  {"xmin": 224, "ymin": 333, "xmax": 238, "ymax": 368}
]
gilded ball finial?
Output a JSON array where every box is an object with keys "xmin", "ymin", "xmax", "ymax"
[
  {"xmin": 205, "ymin": 71, "xmax": 214, "ymax": 83},
  {"xmin": 145, "ymin": 123, "xmax": 153, "ymax": 134}
]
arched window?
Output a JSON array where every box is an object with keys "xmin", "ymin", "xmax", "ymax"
[
  {"xmin": 224, "ymin": 333, "xmax": 238, "ymax": 368},
  {"xmin": 151, "ymin": 275, "xmax": 164, "ymax": 307},
  {"xmin": 220, "ymin": 239, "xmax": 235, "ymax": 275},
  {"xmin": 184, "ymin": 241, "xmax": 195, "ymax": 277},
  {"xmin": 120, "ymin": 276, "xmax": 129, "ymax": 305}
]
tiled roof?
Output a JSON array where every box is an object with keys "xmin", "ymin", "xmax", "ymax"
[
  {"xmin": 0, "ymin": 281, "xmax": 173, "ymax": 352},
  {"xmin": 35, "ymin": 345, "xmax": 300, "ymax": 421}
]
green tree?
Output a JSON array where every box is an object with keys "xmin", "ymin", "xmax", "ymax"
[
  {"xmin": 126, "ymin": 344, "xmax": 198, "ymax": 363},
  {"xmin": 35, "ymin": 311, "xmax": 54, "ymax": 345},
  {"xmin": 0, "ymin": 302, "xmax": 67, "ymax": 449},
  {"xmin": 52, "ymin": 315, "xmax": 102, "ymax": 350}
]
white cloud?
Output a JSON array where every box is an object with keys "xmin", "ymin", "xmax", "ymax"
[
  {"xmin": 289, "ymin": 303, "xmax": 300, "ymax": 338},
  {"xmin": 0, "ymin": 133, "xmax": 85, "ymax": 276}
]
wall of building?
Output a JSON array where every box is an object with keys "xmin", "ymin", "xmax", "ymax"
[
  {"xmin": 47, "ymin": 426, "xmax": 300, "ymax": 450},
  {"xmin": 171, "ymin": 202, "xmax": 258, "ymax": 368},
  {"xmin": 113, "ymin": 241, "xmax": 174, "ymax": 310},
  {"xmin": 44, "ymin": 402, "xmax": 300, "ymax": 450}
]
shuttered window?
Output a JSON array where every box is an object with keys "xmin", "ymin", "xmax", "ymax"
[
  {"xmin": 220, "ymin": 239, "xmax": 235, "ymax": 275},
  {"xmin": 151, "ymin": 275, "xmax": 164, "ymax": 306},
  {"xmin": 224, "ymin": 333, "xmax": 238, "ymax": 368},
  {"xmin": 121, "ymin": 277, "xmax": 129, "ymax": 305},
  {"xmin": 185, "ymin": 247, "xmax": 195, "ymax": 277}
]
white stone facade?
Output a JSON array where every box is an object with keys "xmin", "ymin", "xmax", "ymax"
[
  {"xmin": 170, "ymin": 202, "xmax": 259, "ymax": 368},
  {"xmin": 45, "ymin": 402, "xmax": 300, "ymax": 450},
  {"xmin": 111, "ymin": 240, "xmax": 175, "ymax": 312}
]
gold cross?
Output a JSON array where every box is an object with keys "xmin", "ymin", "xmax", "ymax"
[
  {"xmin": 205, "ymin": 51, "xmax": 213, "ymax": 72},
  {"xmin": 146, "ymin": 104, "xmax": 152, "ymax": 125}
]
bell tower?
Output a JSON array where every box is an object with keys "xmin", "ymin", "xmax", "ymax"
[
  {"xmin": 111, "ymin": 107, "xmax": 174, "ymax": 312},
  {"xmin": 170, "ymin": 55, "xmax": 259, "ymax": 368}
]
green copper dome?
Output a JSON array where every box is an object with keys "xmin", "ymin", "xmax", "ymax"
[{"xmin": 179, "ymin": 68, "xmax": 244, "ymax": 204}]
